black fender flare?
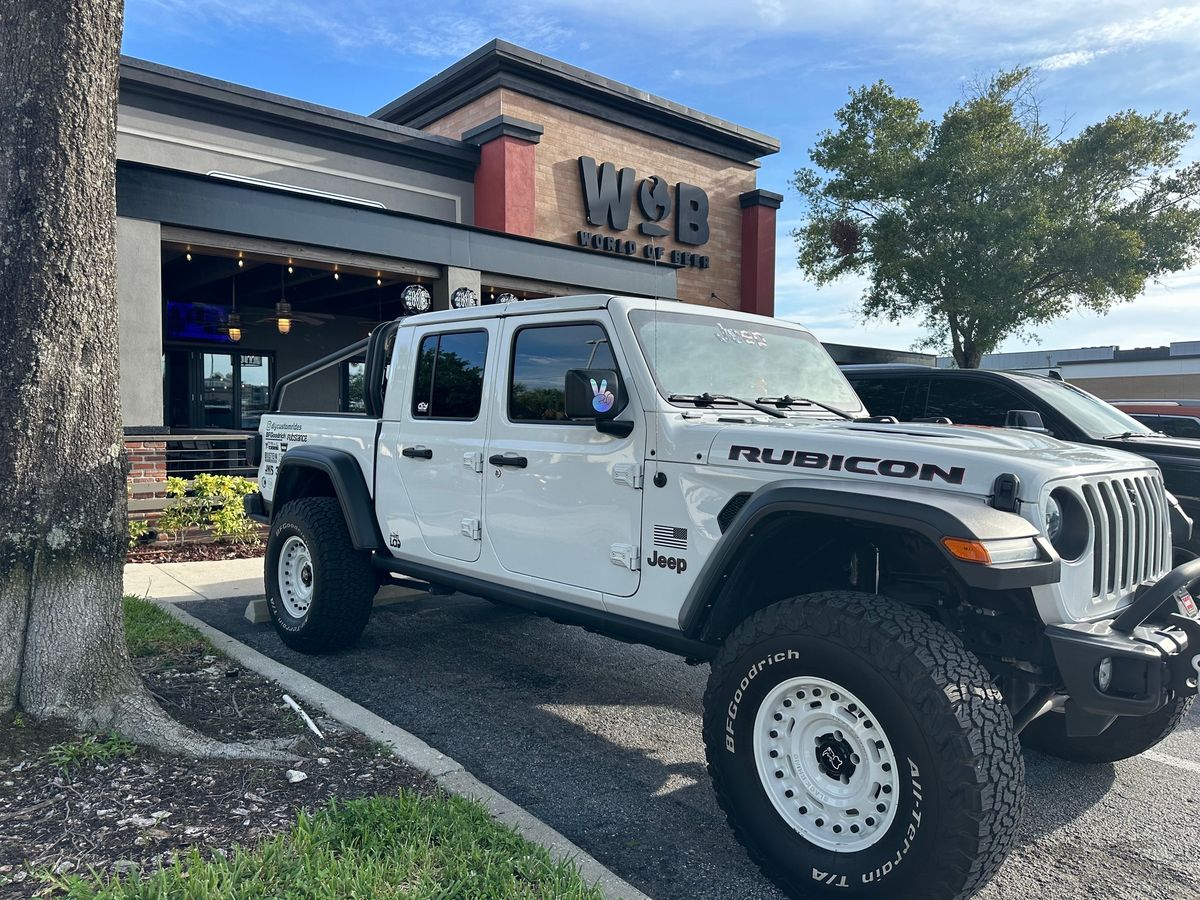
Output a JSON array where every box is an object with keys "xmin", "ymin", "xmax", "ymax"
[
  {"xmin": 680, "ymin": 480, "xmax": 1059, "ymax": 639},
  {"xmin": 271, "ymin": 446, "xmax": 384, "ymax": 552}
]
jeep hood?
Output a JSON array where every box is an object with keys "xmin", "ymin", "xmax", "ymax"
[{"xmin": 700, "ymin": 419, "xmax": 1158, "ymax": 498}]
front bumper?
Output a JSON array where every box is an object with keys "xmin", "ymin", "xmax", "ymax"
[{"xmin": 1045, "ymin": 557, "xmax": 1200, "ymax": 732}]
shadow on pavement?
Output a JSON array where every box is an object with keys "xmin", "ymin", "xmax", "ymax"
[{"xmin": 182, "ymin": 591, "xmax": 1158, "ymax": 900}]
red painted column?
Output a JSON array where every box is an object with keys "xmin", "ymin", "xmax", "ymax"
[
  {"xmin": 463, "ymin": 116, "xmax": 544, "ymax": 237},
  {"xmin": 739, "ymin": 189, "xmax": 783, "ymax": 317}
]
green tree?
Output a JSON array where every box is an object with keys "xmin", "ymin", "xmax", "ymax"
[{"xmin": 793, "ymin": 69, "xmax": 1200, "ymax": 367}]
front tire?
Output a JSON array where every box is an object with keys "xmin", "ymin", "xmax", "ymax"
[
  {"xmin": 1021, "ymin": 696, "xmax": 1193, "ymax": 763},
  {"xmin": 265, "ymin": 497, "xmax": 377, "ymax": 653},
  {"xmin": 703, "ymin": 592, "xmax": 1023, "ymax": 900}
]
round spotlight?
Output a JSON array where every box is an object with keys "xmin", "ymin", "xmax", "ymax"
[
  {"xmin": 401, "ymin": 283, "xmax": 432, "ymax": 314},
  {"xmin": 451, "ymin": 287, "xmax": 479, "ymax": 309}
]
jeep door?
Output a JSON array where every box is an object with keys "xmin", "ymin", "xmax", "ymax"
[
  {"xmin": 380, "ymin": 323, "xmax": 494, "ymax": 563},
  {"xmin": 484, "ymin": 317, "xmax": 644, "ymax": 598}
]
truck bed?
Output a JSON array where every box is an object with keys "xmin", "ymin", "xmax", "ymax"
[{"xmin": 258, "ymin": 414, "xmax": 378, "ymax": 504}]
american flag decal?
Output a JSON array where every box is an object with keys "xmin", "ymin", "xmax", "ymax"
[{"xmin": 653, "ymin": 525, "xmax": 688, "ymax": 550}]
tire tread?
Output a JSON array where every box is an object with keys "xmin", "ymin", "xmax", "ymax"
[{"xmin": 702, "ymin": 591, "xmax": 1024, "ymax": 900}]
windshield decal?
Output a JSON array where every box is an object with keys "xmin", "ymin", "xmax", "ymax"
[
  {"xmin": 728, "ymin": 444, "xmax": 965, "ymax": 485},
  {"xmin": 715, "ymin": 322, "xmax": 767, "ymax": 349}
]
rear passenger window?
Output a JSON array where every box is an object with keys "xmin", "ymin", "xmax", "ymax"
[
  {"xmin": 848, "ymin": 378, "xmax": 909, "ymax": 418},
  {"xmin": 411, "ymin": 330, "xmax": 488, "ymax": 420},
  {"xmin": 924, "ymin": 379, "xmax": 1021, "ymax": 427},
  {"xmin": 510, "ymin": 324, "xmax": 616, "ymax": 423}
]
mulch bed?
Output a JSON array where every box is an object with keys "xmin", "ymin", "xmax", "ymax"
[
  {"xmin": 126, "ymin": 542, "xmax": 265, "ymax": 564},
  {"xmin": 0, "ymin": 646, "xmax": 432, "ymax": 897}
]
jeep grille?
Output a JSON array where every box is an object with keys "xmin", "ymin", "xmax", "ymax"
[{"xmin": 1080, "ymin": 473, "xmax": 1172, "ymax": 602}]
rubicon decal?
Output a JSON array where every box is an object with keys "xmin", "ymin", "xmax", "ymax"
[{"xmin": 728, "ymin": 445, "xmax": 965, "ymax": 485}]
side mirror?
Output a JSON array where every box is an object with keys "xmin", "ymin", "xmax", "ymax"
[
  {"xmin": 1005, "ymin": 409, "xmax": 1050, "ymax": 434},
  {"xmin": 564, "ymin": 369, "xmax": 625, "ymax": 420}
]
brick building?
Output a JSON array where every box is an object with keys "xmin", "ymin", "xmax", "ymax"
[{"xmin": 113, "ymin": 40, "xmax": 782, "ymax": 510}]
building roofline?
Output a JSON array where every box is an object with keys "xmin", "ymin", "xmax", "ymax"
[
  {"xmin": 119, "ymin": 56, "xmax": 480, "ymax": 177},
  {"xmin": 372, "ymin": 39, "xmax": 780, "ymax": 164}
]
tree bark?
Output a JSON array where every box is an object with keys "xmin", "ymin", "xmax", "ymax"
[{"xmin": 0, "ymin": 0, "xmax": 281, "ymax": 759}]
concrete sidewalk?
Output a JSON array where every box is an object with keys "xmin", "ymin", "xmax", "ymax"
[{"xmin": 123, "ymin": 557, "xmax": 266, "ymax": 603}]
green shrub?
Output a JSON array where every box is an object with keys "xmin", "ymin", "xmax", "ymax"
[
  {"xmin": 157, "ymin": 474, "xmax": 260, "ymax": 545},
  {"xmin": 126, "ymin": 518, "xmax": 150, "ymax": 549}
]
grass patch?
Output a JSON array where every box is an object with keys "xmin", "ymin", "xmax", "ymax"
[
  {"xmin": 42, "ymin": 734, "xmax": 136, "ymax": 772},
  {"xmin": 53, "ymin": 792, "xmax": 603, "ymax": 899},
  {"xmin": 122, "ymin": 596, "xmax": 209, "ymax": 658}
]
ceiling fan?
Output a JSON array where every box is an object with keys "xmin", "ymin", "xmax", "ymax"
[{"xmin": 254, "ymin": 269, "xmax": 335, "ymax": 334}]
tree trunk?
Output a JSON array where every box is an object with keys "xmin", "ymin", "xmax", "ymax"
[{"xmin": 0, "ymin": 1, "xmax": 281, "ymax": 758}]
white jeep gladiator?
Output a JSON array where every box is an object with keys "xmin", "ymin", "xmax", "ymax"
[{"xmin": 247, "ymin": 295, "xmax": 1200, "ymax": 900}]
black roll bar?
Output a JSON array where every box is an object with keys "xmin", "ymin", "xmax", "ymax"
[{"xmin": 268, "ymin": 336, "xmax": 370, "ymax": 412}]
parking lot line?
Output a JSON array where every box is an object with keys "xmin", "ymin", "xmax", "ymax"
[{"xmin": 1143, "ymin": 749, "xmax": 1200, "ymax": 775}]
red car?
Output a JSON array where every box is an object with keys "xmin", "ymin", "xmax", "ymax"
[{"xmin": 1112, "ymin": 400, "xmax": 1200, "ymax": 439}]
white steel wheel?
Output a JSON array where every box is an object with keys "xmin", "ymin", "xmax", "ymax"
[
  {"xmin": 753, "ymin": 675, "xmax": 899, "ymax": 852},
  {"xmin": 277, "ymin": 535, "xmax": 315, "ymax": 619}
]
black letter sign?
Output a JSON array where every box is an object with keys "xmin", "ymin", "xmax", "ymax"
[
  {"xmin": 675, "ymin": 182, "xmax": 709, "ymax": 245},
  {"xmin": 637, "ymin": 176, "xmax": 670, "ymax": 237},
  {"xmin": 579, "ymin": 157, "xmax": 635, "ymax": 231}
]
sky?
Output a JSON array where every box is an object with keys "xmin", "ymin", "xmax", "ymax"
[{"xmin": 122, "ymin": 0, "xmax": 1200, "ymax": 357}]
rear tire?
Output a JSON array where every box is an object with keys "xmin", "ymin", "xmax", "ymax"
[
  {"xmin": 702, "ymin": 591, "xmax": 1023, "ymax": 900},
  {"xmin": 265, "ymin": 497, "xmax": 377, "ymax": 653},
  {"xmin": 1021, "ymin": 696, "xmax": 1193, "ymax": 763}
]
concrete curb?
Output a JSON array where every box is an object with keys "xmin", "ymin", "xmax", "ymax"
[{"xmin": 156, "ymin": 600, "xmax": 652, "ymax": 900}]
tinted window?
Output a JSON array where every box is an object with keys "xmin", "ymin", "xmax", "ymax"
[
  {"xmin": 847, "ymin": 377, "xmax": 909, "ymax": 418},
  {"xmin": 923, "ymin": 378, "xmax": 1023, "ymax": 427},
  {"xmin": 411, "ymin": 330, "xmax": 488, "ymax": 420},
  {"xmin": 1157, "ymin": 416, "xmax": 1200, "ymax": 439},
  {"xmin": 510, "ymin": 324, "xmax": 616, "ymax": 423}
]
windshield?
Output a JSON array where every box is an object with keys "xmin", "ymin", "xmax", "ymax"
[
  {"xmin": 1012, "ymin": 375, "xmax": 1155, "ymax": 438},
  {"xmin": 629, "ymin": 310, "xmax": 864, "ymax": 413}
]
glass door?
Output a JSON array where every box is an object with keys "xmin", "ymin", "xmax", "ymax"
[
  {"xmin": 200, "ymin": 353, "xmax": 236, "ymax": 428},
  {"xmin": 164, "ymin": 348, "xmax": 273, "ymax": 430},
  {"xmin": 239, "ymin": 354, "xmax": 271, "ymax": 428}
]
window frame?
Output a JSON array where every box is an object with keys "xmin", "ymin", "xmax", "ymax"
[
  {"xmin": 507, "ymin": 320, "xmax": 620, "ymax": 426},
  {"xmin": 408, "ymin": 328, "xmax": 490, "ymax": 423}
]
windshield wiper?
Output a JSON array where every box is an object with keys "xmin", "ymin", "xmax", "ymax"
[
  {"xmin": 758, "ymin": 394, "xmax": 859, "ymax": 421},
  {"xmin": 668, "ymin": 392, "xmax": 788, "ymax": 419}
]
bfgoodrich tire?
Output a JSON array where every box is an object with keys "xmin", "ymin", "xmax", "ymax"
[
  {"xmin": 264, "ymin": 497, "xmax": 377, "ymax": 653},
  {"xmin": 1021, "ymin": 696, "xmax": 1194, "ymax": 763},
  {"xmin": 703, "ymin": 592, "xmax": 1023, "ymax": 900}
]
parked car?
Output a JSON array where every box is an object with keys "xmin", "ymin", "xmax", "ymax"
[
  {"xmin": 247, "ymin": 297, "xmax": 1199, "ymax": 900},
  {"xmin": 1113, "ymin": 400, "xmax": 1200, "ymax": 440},
  {"xmin": 842, "ymin": 365, "xmax": 1200, "ymax": 558}
]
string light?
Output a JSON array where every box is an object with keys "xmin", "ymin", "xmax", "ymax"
[
  {"xmin": 376, "ymin": 277, "xmax": 382, "ymax": 286},
  {"xmin": 287, "ymin": 265, "xmax": 294, "ymax": 274},
  {"xmin": 185, "ymin": 250, "xmax": 192, "ymax": 262}
]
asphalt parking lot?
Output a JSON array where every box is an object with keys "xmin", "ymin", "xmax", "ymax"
[{"xmin": 185, "ymin": 590, "xmax": 1200, "ymax": 900}]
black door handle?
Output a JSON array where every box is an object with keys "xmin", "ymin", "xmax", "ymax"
[
  {"xmin": 402, "ymin": 446, "xmax": 433, "ymax": 460},
  {"xmin": 489, "ymin": 453, "xmax": 528, "ymax": 468}
]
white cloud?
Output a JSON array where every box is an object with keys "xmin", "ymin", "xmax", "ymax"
[
  {"xmin": 1038, "ymin": 50, "xmax": 1101, "ymax": 70},
  {"xmin": 128, "ymin": 0, "xmax": 573, "ymax": 58}
]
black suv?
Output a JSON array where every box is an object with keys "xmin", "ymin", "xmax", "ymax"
[{"xmin": 843, "ymin": 365, "xmax": 1200, "ymax": 559}]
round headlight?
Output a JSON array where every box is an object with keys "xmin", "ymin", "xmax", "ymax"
[
  {"xmin": 1045, "ymin": 488, "xmax": 1090, "ymax": 562},
  {"xmin": 1043, "ymin": 495, "xmax": 1063, "ymax": 541}
]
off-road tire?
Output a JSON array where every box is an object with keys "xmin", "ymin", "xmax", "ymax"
[
  {"xmin": 265, "ymin": 497, "xmax": 377, "ymax": 653},
  {"xmin": 1021, "ymin": 695, "xmax": 1194, "ymax": 763},
  {"xmin": 703, "ymin": 591, "xmax": 1024, "ymax": 900}
]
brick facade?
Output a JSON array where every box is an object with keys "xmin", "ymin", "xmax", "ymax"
[
  {"xmin": 424, "ymin": 89, "xmax": 760, "ymax": 308},
  {"xmin": 126, "ymin": 439, "xmax": 166, "ymax": 485}
]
